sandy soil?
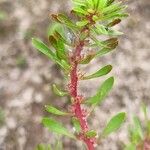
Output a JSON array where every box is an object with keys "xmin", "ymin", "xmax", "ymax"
[{"xmin": 0, "ymin": 0, "xmax": 150, "ymax": 150}]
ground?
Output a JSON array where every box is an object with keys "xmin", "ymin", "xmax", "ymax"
[{"xmin": 0, "ymin": 0, "xmax": 150, "ymax": 149}]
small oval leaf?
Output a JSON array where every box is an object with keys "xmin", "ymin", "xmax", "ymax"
[
  {"xmin": 52, "ymin": 84, "xmax": 68, "ymax": 97},
  {"xmin": 101, "ymin": 112, "xmax": 126, "ymax": 137},
  {"xmin": 45, "ymin": 105, "xmax": 69, "ymax": 116},
  {"xmin": 42, "ymin": 117, "xmax": 76, "ymax": 139},
  {"xmin": 82, "ymin": 65, "xmax": 112, "ymax": 80},
  {"xmin": 32, "ymin": 38, "xmax": 56, "ymax": 60},
  {"xmin": 85, "ymin": 130, "xmax": 97, "ymax": 138},
  {"xmin": 86, "ymin": 77, "xmax": 114, "ymax": 105}
]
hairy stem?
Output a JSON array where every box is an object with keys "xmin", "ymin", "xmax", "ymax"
[{"xmin": 69, "ymin": 40, "xmax": 95, "ymax": 150}]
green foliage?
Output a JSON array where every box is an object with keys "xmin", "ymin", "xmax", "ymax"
[
  {"xmin": 32, "ymin": 0, "xmax": 128, "ymax": 148},
  {"xmin": 45, "ymin": 105, "xmax": 69, "ymax": 116},
  {"xmin": 52, "ymin": 84, "xmax": 68, "ymax": 97},
  {"xmin": 42, "ymin": 118, "xmax": 76, "ymax": 139},
  {"xmin": 101, "ymin": 112, "xmax": 126, "ymax": 137},
  {"xmin": 82, "ymin": 65, "xmax": 112, "ymax": 80},
  {"xmin": 32, "ymin": 38, "xmax": 70, "ymax": 71},
  {"xmin": 85, "ymin": 130, "xmax": 97, "ymax": 138},
  {"xmin": 86, "ymin": 77, "xmax": 114, "ymax": 105},
  {"xmin": 72, "ymin": 117, "xmax": 81, "ymax": 133}
]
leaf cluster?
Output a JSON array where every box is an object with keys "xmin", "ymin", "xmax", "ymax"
[{"xmin": 32, "ymin": 0, "xmax": 128, "ymax": 148}]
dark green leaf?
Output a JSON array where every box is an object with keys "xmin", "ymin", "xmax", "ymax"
[
  {"xmin": 52, "ymin": 84, "xmax": 68, "ymax": 97},
  {"xmin": 82, "ymin": 65, "xmax": 112, "ymax": 80},
  {"xmin": 107, "ymin": 19, "xmax": 121, "ymax": 27},
  {"xmin": 42, "ymin": 117, "xmax": 75, "ymax": 139},
  {"xmin": 101, "ymin": 112, "xmax": 126, "ymax": 137},
  {"xmin": 45, "ymin": 105, "xmax": 69, "ymax": 116},
  {"xmin": 86, "ymin": 77, "xmax": 114, "ymax": 105},
  {"xmin": 85, "ymin": 130, "xmax": 97, "ymax": 138}
]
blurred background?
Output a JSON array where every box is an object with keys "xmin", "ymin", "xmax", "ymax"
[{"xmin": 0, "ymin": 0, "xmax": 150, "ymax": 149}]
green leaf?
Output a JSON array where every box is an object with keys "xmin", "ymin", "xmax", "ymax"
[
  {"xmin": 51, "ymin": 14, "xmax": 77, "ymax": 30},
  {"xmin": 96, "ymin": 47, "xmax": 115, "ymax": 57},
  {"xmin": 47, "ymin": 23, "xmax": 65, "ymax": 37},
  {"xmin": 36, "ymin": 144, "xmax": 52, "ymax": 150},
  {"xmin": 107, "ymin": 0, "xmax": 115, "ymax": 6},
  {"xmin": 45, "ymin": 105, "xmax": 69, "ymax": 116},
  {"xmin": 95, "ymin": 38, "xmax": 118, "ymax": 57},
  {"xmin": 133, "ymin": 116, "xmax": 143, "ymax": 140},
  {"xmin": 56, "ymin": 40, "xmax": 67, "ymax": 61},
  {"xmin": 52, "ymin": 84, "xmax": 68, "ymax": 97},
  {"xmin": 60, "ymin": 60, "xmax": 71, "ymax": 71},
  {"xmin": 128, "ymin": 125, "xmax": 142, "ymax": 145},
  {"xmin": 93, "ymin": 24, "xmax": 123, "ymax": 36},
  {"xmin": 49, "ymin": 35, "xmax": 67, "ymax": 61},
  {"xmin": 85, "ymin": 130, "xmax": 97, "ymax": 138},
  {"xmin": 72, "ymin": 117, "xmax": 81, "ymax": 133},
  {"xmin": 32, "ymin": 38, "xmax": 69, "ymax": 70},
  {"xmin": 98, "ymin": 0, "xmax": 107, "ymax": 10},
  {"xmin": 101, "ymin": 112, "xmax": 126, "ymax": 137},
  {"xmin": 32, "ymin": 38, "xmax": 56, "ymax": 60},
  {"xmin": 86, "ymin": 0, "xmax": 95, "ymax": 8},
  {"xmin": 53, "ymin": 31, "xmax": 68, "ymax": 45},
  {"xmin": 79, "ymin": 53, "xmax": 96, "ymax": 64},
  {"xmin": 101, "ymin": 38, "xmax": 118, "ymax": 49},
  {"xmin": 141, "ymin": 103, "xmax": 148, "ymax": 121},
  {"xmin": 124, "ymin": 143, "xmax": 136, "ymax": 150},
  {"xmin": 76, "ymin": 20, "xmax": 89, "ymax": 27},
  {"xmin": 86, "ymin": 77, "xmax": 114, "ymax": 105},
  {"xmin": 107, "ymin": 19, "xmax": 121, "ymax": 27},
  {"xmin": 42, "ymin": 117, "xmax": 76, "ymax": 139},
  {"xmin": 82, "ymin": 65, "xmax": 112, "ymax": 80},
  {"xmin": 73, "ymin": 7, "xmax": 88, "ymax": 15},
  {"xmin": 72, "ymin": 0, "xmax": 87, "ymax": 7},
  {"xmin": 102, "ymin": 2, "xmax": 122, "ymax": 14}
]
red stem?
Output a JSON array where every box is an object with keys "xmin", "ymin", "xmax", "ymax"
[{"xmin": 69, "ymin": 41, "xmax": 95, "ymax": 150}]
